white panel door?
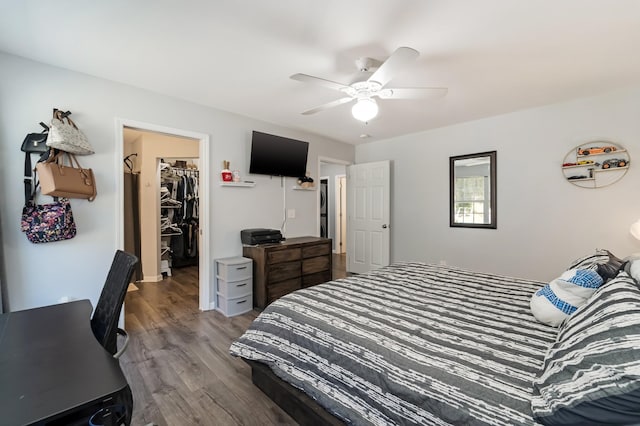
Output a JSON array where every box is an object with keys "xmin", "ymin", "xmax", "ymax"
[{"xmin": 347, "ymin": 161, "xmax": 390, "ymax": 274}]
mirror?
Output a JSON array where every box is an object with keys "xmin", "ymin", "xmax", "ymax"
[{"xmin": 450, "ymin": 151, "xmax": 497, "ymax": 229}]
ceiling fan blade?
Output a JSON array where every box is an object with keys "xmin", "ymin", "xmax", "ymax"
[
  {"xmin": 367, "ymin": 47, "xmax": 419, "ymax": 88},
  {"xmin": 301, "ymin": 97, "xmax": 354, "ymax": 115},
  {"xmin": 378, "ymin": 87, "xmax": 448, "ymax": 99},
  {"xmin": 290, "ymin": 73, "xmax": 350, "ymax": 92}
]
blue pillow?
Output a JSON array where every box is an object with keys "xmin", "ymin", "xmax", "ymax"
[{"xmin": 530, "ymin": 269, "xmax": 603, "ymax": 327}]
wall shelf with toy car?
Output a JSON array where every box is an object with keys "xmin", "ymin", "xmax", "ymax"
[{"xmin": 562, "ymin": 141, "xmax": 630, "ymax": 188}]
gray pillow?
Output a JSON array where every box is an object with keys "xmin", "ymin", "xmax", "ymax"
[
  {"xmin": 531, "ymin": 272, "xmax": 640, "ymax": 425},
  {"xmin": 566, "ymin": 249, "xmax": 611, "ymax": 271},
  {"xmin": 595, "ymin": 251, "xmax": 624, "ymax": 282}
]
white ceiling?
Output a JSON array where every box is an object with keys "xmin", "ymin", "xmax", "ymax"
[{"xmin": 2, "ymin": 1, "xmax": 640, "ymax": 145}]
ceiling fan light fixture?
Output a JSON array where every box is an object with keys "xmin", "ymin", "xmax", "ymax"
[{"xmin": 352, "ymin": 98, "xmax": 378, "ymax": 122}]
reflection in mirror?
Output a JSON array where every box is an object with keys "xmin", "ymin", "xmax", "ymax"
[{"xmin": 450, "ymin": 151, "xmax": 496, "ymax": 229}]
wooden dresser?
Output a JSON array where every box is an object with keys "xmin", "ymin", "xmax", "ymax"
[{"xmin": 243, "ymin": 236, "xmax": 332, "ymax": 309}]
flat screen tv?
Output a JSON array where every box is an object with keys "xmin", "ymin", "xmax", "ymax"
[{"xmin": 249, "ymin": 131, "xmax": 309, "ymax": 178}]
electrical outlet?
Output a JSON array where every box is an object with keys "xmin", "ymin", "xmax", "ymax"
[{"xmin": 287, "ymin": 209, "xmax": 296, "ymax": 218}]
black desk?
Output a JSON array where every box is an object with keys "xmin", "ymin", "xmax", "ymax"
[{"xmin": 0, "ymin": 300, "xmax": 132, "ymax": 425}]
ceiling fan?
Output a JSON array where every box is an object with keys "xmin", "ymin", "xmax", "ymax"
[{"xmin": 291, "ymin": 47, "xmax": 447, "ymax": 122}]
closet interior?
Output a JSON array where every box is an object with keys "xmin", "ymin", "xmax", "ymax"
[{"xmin": 160, "ymin": 159, "xmax": 199, "ymax": 277}]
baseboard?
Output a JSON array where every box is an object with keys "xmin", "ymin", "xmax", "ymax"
[{"xmin": 141, "ymin": 274, "xmax": 163, "ymax": 283}]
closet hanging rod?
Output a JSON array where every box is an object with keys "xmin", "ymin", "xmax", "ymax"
[{"xmin": 170, "ymin": 167, "xmax": 199, "ymax": 177}]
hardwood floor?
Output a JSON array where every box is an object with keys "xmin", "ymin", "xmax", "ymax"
[
  {"xmin": 332, "ymin": 253, "xmax": 348, "ymax": 279},
  {"xmin": 122, "ymin": 257, "xmax": 349, "ymax": 425},
  {"xmin": 122, "ymin": 266, "xmax": 296, "ymax": 426}
]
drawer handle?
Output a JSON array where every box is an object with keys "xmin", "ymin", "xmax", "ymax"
[
  {"xmin": 236, "ymin": 283, "xmax": 247, "ymax": 287},
  {"xmin": 236, "ymin": 300, "xmax": 247, "ymax": 304},
  {"xmin": 235, "ymin": 266, "xmax": 247, "ymax": 270}
]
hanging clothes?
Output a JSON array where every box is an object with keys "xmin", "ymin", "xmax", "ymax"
[
  {"xmin": 161, "ymin": 163, "xmax": 199, "ymax": 268},
  {"xmin": 123, "ymin": 154, "xmax": 142, "ymax": 281}
]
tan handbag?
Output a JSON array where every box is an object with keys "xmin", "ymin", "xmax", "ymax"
[{"xmin": 36, "ymin": 150, "xmax": 97, "ymax": 201}]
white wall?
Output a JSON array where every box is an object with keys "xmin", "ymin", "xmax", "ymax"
[
  {"xmin": 0, "ymin": 52, "xmax": 354, "ymax": 311},
  {"xmin": 356, "ymin": 86, "xmax": 640, "ymax": 282}
]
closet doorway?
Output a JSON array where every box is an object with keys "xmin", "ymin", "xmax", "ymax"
[
  {"xmin": 116, "ymin": 119, "xmax": 211, "ymax": 313},
  {"xmin": 318, "ymin": 157, "xmax": 349, "ymax": 265}
]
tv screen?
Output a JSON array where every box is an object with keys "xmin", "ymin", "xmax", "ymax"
[{"xmin": 249, "ymin": 131, "xmax": 309, "ymax": 178}]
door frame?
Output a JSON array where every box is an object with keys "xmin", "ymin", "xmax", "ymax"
[
  {"xmin": 114, "ymin": 118, "xmax": 211, "ymax": 312},
  {"xmin": 317, "ymin": 157, "xmax": 351, "ymax": 243},
  {"xmin": 319, "ymin": 176, "xmax": 329, "ymax": 240},
  {"xmin": 334, "ymin": 174, "xmax": 347, "ymax": 254}
]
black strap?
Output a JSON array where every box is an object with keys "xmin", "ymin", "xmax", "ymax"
[
  {"xmin": 23, "ymin": 149, "xmax": 52, "ymax": 205},
  {"xmin": 24, "ymin": 151, "xmax": 35, "ymax": 205}
]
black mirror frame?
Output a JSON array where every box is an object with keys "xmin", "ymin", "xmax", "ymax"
[{"xmin": 449, "ymin": 151, "xmax": 497, "ymax": 229}]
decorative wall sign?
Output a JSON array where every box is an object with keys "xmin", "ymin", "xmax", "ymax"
[{"xmin": 562, "ymin": 141, "xmax": 630, "ymax": 188}]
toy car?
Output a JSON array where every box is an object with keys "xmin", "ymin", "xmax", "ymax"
[
  {"xmin": 602, "ymin": 159, "xmax": 628, "ymax": 169},
  {"xmin": 577, "ymin": 146, "xmax": 616, "ymax": 155},
  {"xmin": 563, "ymin": 160, "xmax": 598, "ymax": 168}
]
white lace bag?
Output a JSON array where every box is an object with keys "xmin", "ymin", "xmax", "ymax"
[{"xmin": 46, "ymin": 109, "xmax": 94, "ymax": 155}]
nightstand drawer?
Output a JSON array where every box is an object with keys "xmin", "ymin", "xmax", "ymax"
[
  {"xmin": 217, "ymin": 257, "xmax": 252, "ymax": 281},
  {"xmin": 217, "ymin": 294, "xmax": 252, "ymax": 317},
  {"xmin": 217, "ymin": 277, "xmax": 252, "ymax": 299}
]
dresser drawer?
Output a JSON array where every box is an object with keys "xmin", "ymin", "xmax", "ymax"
[
  {"xmin": 217, "ymin": 277, "xmax": 252, "ymax": 299},
  {"xmin": 302, "ymin": 243, "xmax": 330, "ymax": 258},
  {"xmin": 302, "ymin": 255, "xmax": 330, "ymax": 275},
  {"xmin": 267, "ymin": 278, "xmax": 301, "ymax": 304},
  {"xmin": 217, "ymin": 257, "xmax": 252, "ymax": 281},
  {"xmin": 268, "ymin": 260, "xmax": 301, "ymax": 282},
  {"xmin": 217, "ymin": 294, "xmax": 252, "ymax": 317},
  {"xmin": 302, "ymin": 270, "xmax": 331, "ymax": 288},
  {"xmin": 267, "ymin": 248, "xmax": 301, "ymax": 264}
]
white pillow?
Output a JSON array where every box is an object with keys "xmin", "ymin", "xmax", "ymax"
[
  {"xmin": 630, "ymin": 260, "xmax": 640, "ymax": 282},
  {"xmin": 530, "ymin": 269, "xmax": 603, "ymax": 327},
  {"xmin": 623, "ymin": 256, "xmax": 640, "ymax": 282}
]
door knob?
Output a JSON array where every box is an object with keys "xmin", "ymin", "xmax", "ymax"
[{"xmin": 382, "ymin": 224, "xmax": 388, "ymax": 229}]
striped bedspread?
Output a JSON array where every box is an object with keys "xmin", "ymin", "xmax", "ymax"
[{"xmin": 230, "ymin": 262, "xmax": 558, "ymax": 425}]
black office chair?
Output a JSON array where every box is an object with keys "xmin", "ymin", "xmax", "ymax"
[{"xmin": 91, "ymin": 250, "xmax": 139, "ymax": 359}]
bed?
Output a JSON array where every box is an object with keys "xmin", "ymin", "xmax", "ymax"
[{"xmin": 230, "ymin": 259, "xmax": 640, "ymax": 425}]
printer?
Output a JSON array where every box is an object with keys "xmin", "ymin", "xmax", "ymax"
[{"xmin": 241, "ymin": 228, "xmax": 283, "ymax": 245}]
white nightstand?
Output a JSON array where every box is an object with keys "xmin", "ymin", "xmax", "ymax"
[{"xmin": 215, "ymin": 256, "xmax": 253, "ymax": 317}]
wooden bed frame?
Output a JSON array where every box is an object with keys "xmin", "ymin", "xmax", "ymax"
[{"xmin": 245, "ymin": 360, "xmax": 344, "ymax": 426}]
